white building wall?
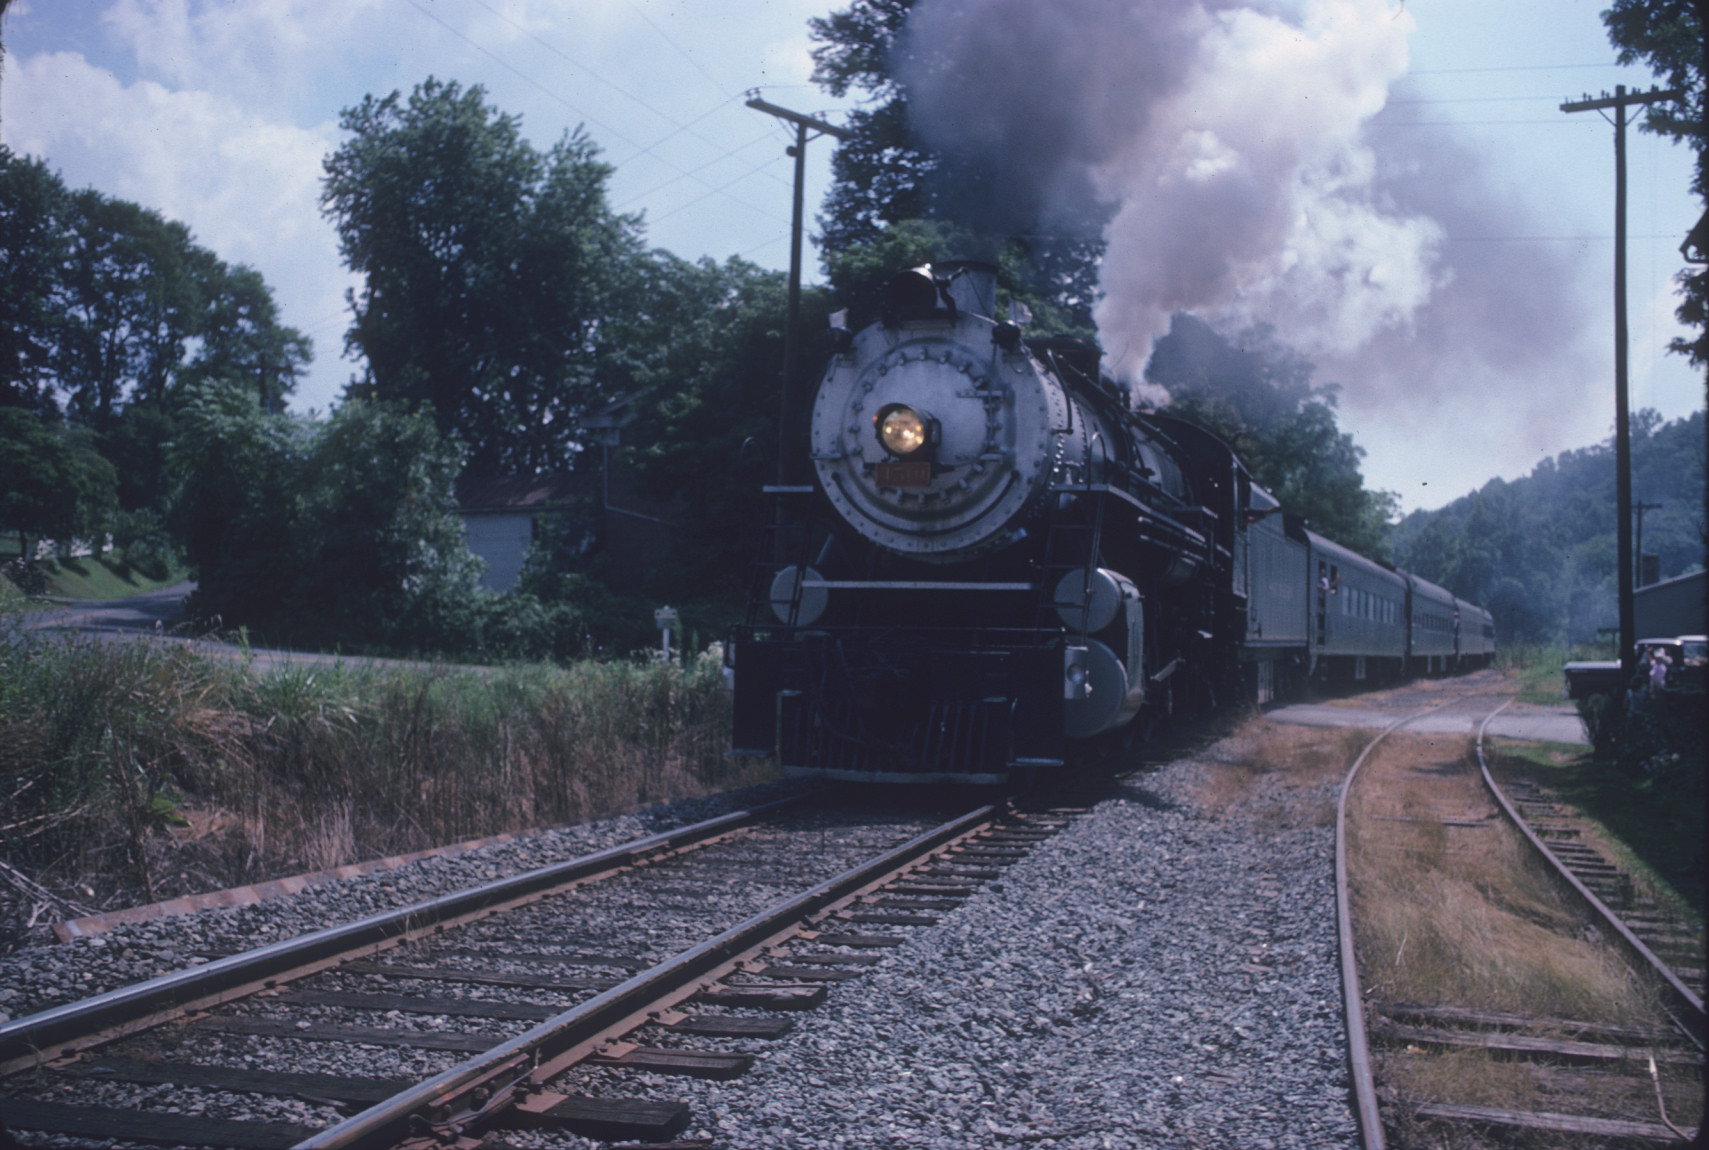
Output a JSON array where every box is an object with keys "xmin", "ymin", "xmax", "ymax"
[{"xmin": 461, "ymin": 511, "xmax": 533, "ymax": 592}]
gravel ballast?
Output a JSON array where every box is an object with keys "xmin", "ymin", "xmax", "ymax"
[
  {"xmin": 3, "ymin": 725, "xmax": 1362, "ymax": 1149},
  {"xmin": 553, "ymin": 737, "xmax": 1359, "ymax": 1149}
]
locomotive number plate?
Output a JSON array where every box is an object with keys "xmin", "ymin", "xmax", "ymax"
[{"xmin": 875, "ymin": 461, "xmax": 932, "ymax": 487}]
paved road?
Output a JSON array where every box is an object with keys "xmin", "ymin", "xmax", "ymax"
[
  {"xmin": 13, "ymin": 583, "xmax": 434, "ymax": 673},
  {"xmin": 18, "ymin": 581, "xmax": 197, "ymax": 635},
  {"xmin": 1267, "ymin": 697, "xmax": 1588, "ymax": 746}
]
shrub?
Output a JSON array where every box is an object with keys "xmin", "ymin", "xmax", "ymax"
[
  {"xmin": 2, "ymin": 559, "xmax": 47, "ymax": 596},
  {"xmin": 0, "ymin": 631, "xmax": 756, "ymax": 929}
]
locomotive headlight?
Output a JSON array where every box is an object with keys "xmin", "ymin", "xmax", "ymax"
[{"xmin": 876, "ymin": 404, "xmax": 931, "ymax": 456}]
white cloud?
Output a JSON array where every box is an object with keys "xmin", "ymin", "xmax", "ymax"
[
  {"xmin": 102, "ymin": 0, "xmax": 386, "ymax": 111},
  {"xmin": 4, "ymin": 49, "xmax": 358, "ymax": 407}
]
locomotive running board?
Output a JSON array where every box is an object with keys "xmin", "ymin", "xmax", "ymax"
[{"xmin": 800, "ymin": 580, "xmax": 1035, "ymax": 591}]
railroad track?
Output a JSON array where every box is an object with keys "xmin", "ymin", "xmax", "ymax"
[
  {"xmin": 1479, "ymin": 741, "xmax": 1706, "ymax": 1008},
  {"xmin": 0, "ymin": 795, "xmax": 1078, "ymax": 1149},
  {"xmin": 1336, "ymin": 694, "xmax": 1704, "ymax": 1149}
]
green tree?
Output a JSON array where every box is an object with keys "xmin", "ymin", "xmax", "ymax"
[
  {"xmin": 0, "ymin": 406, "xmax": 76, "ymax": 558},
  {"xmin": 54, "ymin": 191, "xmax": 202, "ymax": 429},
  {"xmin": 321, "ymin": 78, "xmax": 646, "ymax": 473},
  {"xmin": 819, "ymin": 218, "xmax": 1095, "ymax": 338},
  {"xmin": 1145, "ymin": 313, "xmax": 1397, "ymax": 557},
  {"xmin": 810, "ymin": 0, "xmax": 935, "ymax": 254},
  {"xmin": 5, "ymin": 168, "xmax": 308, "ymax": 431},
  {"xmin": 808, "ymin": 0, "xmax": 1104, "ymax": 331},
  {"xmin": 170, "ymin": 386, "xmax": 486, "ymax": 650},
  {"xmin": 1602, "ymin": 0, "xmax": 1708, "ymax": 364},
  {"xmin": 169, "ymin": 384, "xmax": 313, "ymax": 627},
  {"xmin": 182, "ymin": 260, "xmax": 312, "ymax": 411},
  {"xmin": 0, "ymin": 407, "xmax": 117, "ymax": 559},
  {"xmin": 610, "ymin": 254, "xmax": 811, "ymax": 601},
  {"xmin": 288, "ymin": 399, "xmax": 483, "ymax": 646},
  {"xmin": 1391, "ymin": 409, "xmax": 1705, "ymax": 642},
  {"xmin": 0, "ymin": 146, "xmax": 66, "ymax": 416}
]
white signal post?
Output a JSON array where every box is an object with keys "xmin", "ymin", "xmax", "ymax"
[{"xmin": 654, "ymin": 605, "xmax": 678, "ymax": 662}]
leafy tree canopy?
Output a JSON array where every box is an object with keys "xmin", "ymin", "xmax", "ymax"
[
  {"xmin": 820, "ymin": 218, "xmax": 1094, "ymax": 338},
  {"xmin": 170, "ymin": 386, "xmax": 486, "ymax": 649},
  {"xmin": 614, "ymin": 254, "xmax": 815, "ymax": 602},
  {"xmin": 0, "ymin": 407, "xmax": 118, "ymax": 556},
  {"xmin": 0, "ymin": 149, "xmax": 65, "ymax": 415},
  {"xmin": 808, "ymin": 0, "xmax": 1103, "ymax": 331},
  {"xmin": 1602, "ymin": 0, "xmax": 1708, "ymax": 363},
  {"xmin": 1145, "ymin": 313, "xmax": 1397, "ymax": 558},
  {"xmin": 0, "ymin": 146, "xmax": 310, "ymax": 428},
  {"xmin": 321, "ymin": 78, "xmax": 646, "ymax": 474}
]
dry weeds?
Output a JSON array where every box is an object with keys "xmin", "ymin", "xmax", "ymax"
[
  {"xmin": 1187, "ymin": 715, "xmax": 1363, "ymax": 822},
  {"xmin": 1, "ymin": 635, "xmax": 774, "ymax": 934},
  {"xmin": 1347, "ymin": 730, "xmax": 1703, "ymax": 1142},
  {"xmin": 1350, "ymin": 732, "xmax": 1649, "ymax": 1021}
]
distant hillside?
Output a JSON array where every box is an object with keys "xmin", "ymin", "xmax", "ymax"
[{"xmin": 1388, "ymin": 409, "xmax": 1705, "ymax": 644}]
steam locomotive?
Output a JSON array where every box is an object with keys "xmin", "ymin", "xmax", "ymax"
[{"xmin": 728, "ymin": 262, "xmax": 1494, "ymax": 783}]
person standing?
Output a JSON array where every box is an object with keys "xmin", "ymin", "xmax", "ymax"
[{"xmin": 1647, "ymin": 647, "xmax": 1671, "ymax": 692}]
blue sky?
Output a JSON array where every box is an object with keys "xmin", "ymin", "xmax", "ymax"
[{"xmin": 2, "ymin": 0, "xmax": 1701, "ymax": 513}]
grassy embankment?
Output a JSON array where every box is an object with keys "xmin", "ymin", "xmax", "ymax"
[
  {"xmin": 1496, "ymin": 638, "xmax": 1616, "ymax": 705},
  {"xmin": 0, "ymin": 629, "xmax": 769, "ymax": 937},
  {"xmin": 0, "ymin": 536, "xmax": 189, "ymax": 601}
]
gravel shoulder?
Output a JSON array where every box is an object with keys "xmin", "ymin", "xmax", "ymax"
[
  {"xmin": 3, "ymin": 722, "xmax": 1361, "ymax": 1150},
  {"xmin": 559, "ymin": 723, "xmax": 1360, "ymax": 1149}
]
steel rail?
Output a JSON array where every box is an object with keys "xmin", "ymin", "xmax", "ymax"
[
  {"xmin": 0, "ymin": 797, "xmax": 802, "ymax": 1075},
  {"xmin": 1338, "ymin": 712, "xmax": 1423, "ymax": 1150},
  {"xmin": 1474, "ymin": 702, "xmax": 1705, "ymax": 1047},
  {"xmin": 1335, "ymin": 695, "xmax": 1471, "ymax": 1150},
  {"xmin": 293, "ymin": 801, "xmax": 1005, "ymax": 1150}
]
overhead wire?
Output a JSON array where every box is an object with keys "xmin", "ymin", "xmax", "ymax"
[
  {"xmin": 401, "ymin": 0, "xmax": 805, "ymax": 226},
  {"xmin": 458, "ymin": 0, "xmax": 789, "ymax": 192},
  {"xmin": 1408, "ymin": 62, "xmax": 1649, "ymax": 76},
  {"xmin": 615, "ymin": 125, "xmax": 784, "ymax": 211},
  {"xmin": 621, "ymin": 0, "xmax": 733, "ymax": 101}
]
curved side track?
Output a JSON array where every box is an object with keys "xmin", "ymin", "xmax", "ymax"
[
  {"xmin": 1342, "ymin": 695, "xmax": 1703, "ymax": 1147},
  {"xmin": 1474, "ymin": 702, "xmax": 1705, "ymax": 1047},
  {"xmin": 1335, "ymin": 700, "xmax": 1461, "ymax": 1150}
]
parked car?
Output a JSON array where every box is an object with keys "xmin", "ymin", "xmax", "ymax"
[{"xmin": 1564, "ymin": 635, "xmax": 1707, "ymax": 699}]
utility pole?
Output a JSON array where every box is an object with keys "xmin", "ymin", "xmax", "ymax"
[
  {"xmin": 745, "ymin": 93, "xmax": 852, "ymax": 487},
  {"xmin": 1634, "ymin": 501, "xmax": 1663, "ymax": 588},
  {"xmin": 0, "ymin": 0, "xmax": 13, "ymax": 133},
  {"xmin": 1561, "ymin": 84, "xmax": 1683, "ymax": 680},
  {"xmin": 257, "ymin": 358, "xmax": 294, "ymax": 414}
]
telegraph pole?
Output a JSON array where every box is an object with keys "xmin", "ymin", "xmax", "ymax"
[
  {"xmin": 1634, "ymin": 501, "xmax": 1663, "ymax": 588},
  {"xmin": 745, "ymin": 94, "xmax": 852, "ymax": 487},
  {"xmin": 1561, "ymin": 84, "xmax": 1683, "ymax": 679}
]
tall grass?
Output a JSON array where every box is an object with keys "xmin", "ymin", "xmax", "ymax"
[
  {"xmin": 1495, "ymin": 639, "xmax": 1616, "ymax": 705},
  {"xmin": 1348, "ymin": 733, "xmax": 1653, "ymax": 1023},
  {"xmin": 0, "ymin": 629, "xmax": 760, "ymax": 905}
]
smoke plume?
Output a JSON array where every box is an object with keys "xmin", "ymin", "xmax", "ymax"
[{"xmin": 896, "ymin": 0, "xmax": 1597, "ymax": 436}]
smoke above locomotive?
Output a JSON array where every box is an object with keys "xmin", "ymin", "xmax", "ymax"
[{"xmin": 890, "ymin": 0, "xmax": 1596, "ymax": 460}]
